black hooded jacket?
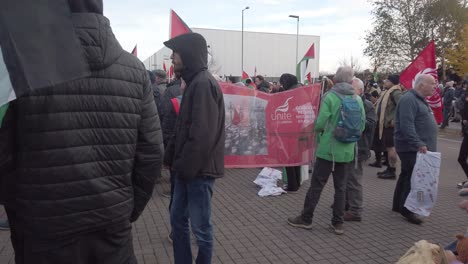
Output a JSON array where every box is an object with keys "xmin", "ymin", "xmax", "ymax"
[
  {"xmin": 163, "ymin": 33, "xmax": 225, "ymax": 181},
  {"xmin": 0, "ymin": 11, "xmax": 163, "ymax": 238},
  {"xmin": 257, "ymin": 81, "xmax": 270, "ymax": 93},
  {"xmin": 161, "ymin": 80, "xmax": 183, "ymax": 147}
]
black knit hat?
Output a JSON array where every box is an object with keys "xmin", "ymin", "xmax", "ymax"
[{"xmin": 387, "ymin": 74, "xmax": 400, "ymax": 85}]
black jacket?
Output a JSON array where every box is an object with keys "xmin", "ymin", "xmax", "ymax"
[
  {"xmin": 461, "ymin": 91, "xmax": 468, "ymax": 134},
  {"xmin": 0, "ymin": 13, "xmax": 163, "ymax": 238},
  {"xmin": 358, "ymin": 97, "xmax": 377, "ymax": 161},
  {"xmin": 163, "ymin": 33, "xmax": 225, "ymax": 181},
  {"xmin": 161, "ymin": 81, "xmax": 183, "ymax": 147},
  {"xmin": 257, "ymin": 81, "xmax": 270, "ymax": 93}
]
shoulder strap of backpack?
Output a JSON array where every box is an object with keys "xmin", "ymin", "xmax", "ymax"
[
  {"xmin": 330, "ymin": 90, "xmax": 356, "ymax": 101},
  {"xmin": 171, "ymin": 97, "xmax": 181, "ymax": 116}
]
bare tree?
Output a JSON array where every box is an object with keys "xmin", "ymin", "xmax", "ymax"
[
  {"xmin": 364, "ymin": 0, "xmax": 467, "ymax": 77},
  {"xmin": 337, "ymin": 55, "xmax": 363, "ymax": 73}
]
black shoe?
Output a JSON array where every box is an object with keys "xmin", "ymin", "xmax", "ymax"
[
  {"xmin": 287, "ymin": 216, "xmax": 313, "ymax": 229},
  {"xmin": 378, "ymin": 168, "xmax": 396, "ymax": 179},
  {"xmin": 329, "ymin": 223, "xmax": 344, "ymax": 235},
  {"xmin": 0, "ymin": 219, "xmax": 9, "ymax": 231},
  {"xmin": 377, "ymin": 168, "xmax": 389, "ymax": 176},
  {"xmin": 403, "ymin": 213, "xmax": 423, "ymax": 225},
  {"xmin": 457, "ymin": 181, "xmax": 468, "ymax": 189},
  {"xmin": 368, "ymin": 161, "xmax": 382, "ymax": 168}
]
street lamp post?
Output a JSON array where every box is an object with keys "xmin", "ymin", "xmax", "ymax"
[
  {"xmin": 289, "ymin": 15, "xmax": 299, "ymax": 68},
  {"xmin": 242, "ymin": 6, "xmax": 250, "ymax": 74}
]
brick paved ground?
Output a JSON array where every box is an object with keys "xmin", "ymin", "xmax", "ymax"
[{"xmin": 0, "ymin": 133, "xmax": 466, "ymax": 263}]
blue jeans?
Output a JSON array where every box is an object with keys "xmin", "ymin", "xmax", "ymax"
[{"xmin": 171, "ymin": 176, "xmax": 215, "ymax": 264}]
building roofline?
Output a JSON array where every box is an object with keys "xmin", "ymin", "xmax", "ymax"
[{"xmin": 192, "ymin": 27, "xmax": 320, "ymax": 38}]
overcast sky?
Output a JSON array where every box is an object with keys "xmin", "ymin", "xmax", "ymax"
[{"xmin": 104, "ymin": 0, "xmax": 374, "ymax": 73}]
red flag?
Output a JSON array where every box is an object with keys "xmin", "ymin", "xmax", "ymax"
[
  {"xmin": 242, "ymin": 71, "xmax": 250, "ymax": 81},
  {"xmin": 306, "ymin": 72, "xmax": 312, "ymax": 84},
  {"xmin": 163, "ymin": 62, "xmax": 167, "ymax": 73},
  {"xmin": 170, "ymin": 10, "xmax": 192, "ymax": 38},
  {"xmin": 169, "ymin": 65, "xmax": 174, "ymax": 79},
  {"xmin": 400, "ymin": 40, "xmax": 443, "ymax": 124},
  {"xmin": 303, "ymin": 43, "xmax": 315, "ymax": 59},
  {"xmin": 131, "ymin": 45, "xmax": 137, "ymax": 57}
]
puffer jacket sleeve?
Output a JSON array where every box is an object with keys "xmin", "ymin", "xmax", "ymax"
[
  {"xmin": 131, "ymin": 79, "xmax": 164, "ymax": 222},
  {"xmin": 0, "ymin": 105, "xmax": 15, "ymax": 205}
]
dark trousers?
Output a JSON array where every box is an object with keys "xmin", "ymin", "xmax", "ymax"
[
  {"xmin": 285, "ymin": 166, "xmax": 301, "ymax": 191},
  {"xmin": 346, "ymin": 160, "xmax": 363, "ymax": 216},
  {"xmin": 459, "ymin": 135, "xmax": 468, "ymax": 179},
  {"xmin": 392, "ymin": 152, "xmax": 417, "ymax": 216},
  {"xmin": 442, "ymin": 106, "xmax": 451, "ymax": 127},
  {"xmin": 169, "ymin": 170, "xmax": 176, "ymax": 211},
  {"xmin": 301, "ymin": 158, "xmax": 349, "ymax": 225},
  {"xmin": 6, "ymin": 206, "xmax": 136, "ymax": 264}
]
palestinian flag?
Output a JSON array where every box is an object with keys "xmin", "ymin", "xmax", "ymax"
[
  {"xmin": 296, "ymin": 43, "xmax": 315, "ymax": 84},
  {"xmin": 241, "ymin": 71, "xmax": 251, "ymax": 82},
  {"xmin": 242, "ymin": 71, "xmax": 256, "ymax": 89},
  {"xmin": 131, "ymin": 45, "xmax": 137, "ymax": 57},
  {"xmin": 170, "ymin": 10, "xmax": 192, "ymax": 38},
  {"xmin": 304, "ymin": 72, "xmax": 312, "ymax": 85},
  {"xmin": 0, "ymin": 0, "xmax": 89, "ymax": 109}
]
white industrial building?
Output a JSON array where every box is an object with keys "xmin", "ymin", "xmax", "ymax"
[{"xmin": 143, "ymin": 28, "xmax": 320, "ymax": 79}]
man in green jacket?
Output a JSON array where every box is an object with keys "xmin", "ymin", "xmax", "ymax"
[{"xmin": 287, "ymin": 66, "xmax": 365, "ymax": 235}]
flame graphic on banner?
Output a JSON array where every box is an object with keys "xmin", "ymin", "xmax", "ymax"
[
  {"xmin": 413, "ymin": 68, "xmax": 441, "ymax": 108},
  {"xmin": 275, "ymin": 97, "xmax": 293, "ymax": 114},
  {"xmin": 412, "ymin": 68, "xmax": 438, "ymax": 88}
]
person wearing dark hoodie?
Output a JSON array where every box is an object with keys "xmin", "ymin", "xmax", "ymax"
[
  {"xmin": 163, "ymin": 33, "xmax": 225, "ymax": 264},
  {"xmin": 255, "ymin": 75, "xmax": 270, "ymax": 93},
  {"xmin": 279, "ymin": 74, "xmax": 303, "ymax": 193},
  {"xmin": 287, "ymin": 66, "xmax": 365, "ymax": 235},
  {"xmin": 0, "ymin": 1, "xmax": 163, "ymax": 263}
]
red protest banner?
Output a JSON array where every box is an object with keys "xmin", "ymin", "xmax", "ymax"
[{"xmin": 221, "ymin": 83, "xmax": 321, "ymax": 168}]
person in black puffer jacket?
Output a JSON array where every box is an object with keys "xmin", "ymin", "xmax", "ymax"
[
  {"xmin": 0, "ymin": 1, "xmax": 163, "ymax": 263},
  {"xmin": 163, "ymin": 33, "xmax": 225, "ymax": 264}
]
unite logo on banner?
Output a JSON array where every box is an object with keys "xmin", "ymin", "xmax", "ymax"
[{"xmin": 272, "ymin": 96, "xmax": 293, "ymax": 122}]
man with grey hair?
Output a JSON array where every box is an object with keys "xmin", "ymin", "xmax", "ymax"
[
  {"xmin": 392, "ymin": 74, "xmax": 438, "ymax": 225},
  {"xmin": 288, "ymin": 66, "xmax": 365, "ymax": 235},
  {"xmin": 343, "ymin": 77, "xmax": 376, "ymax": 221}
]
